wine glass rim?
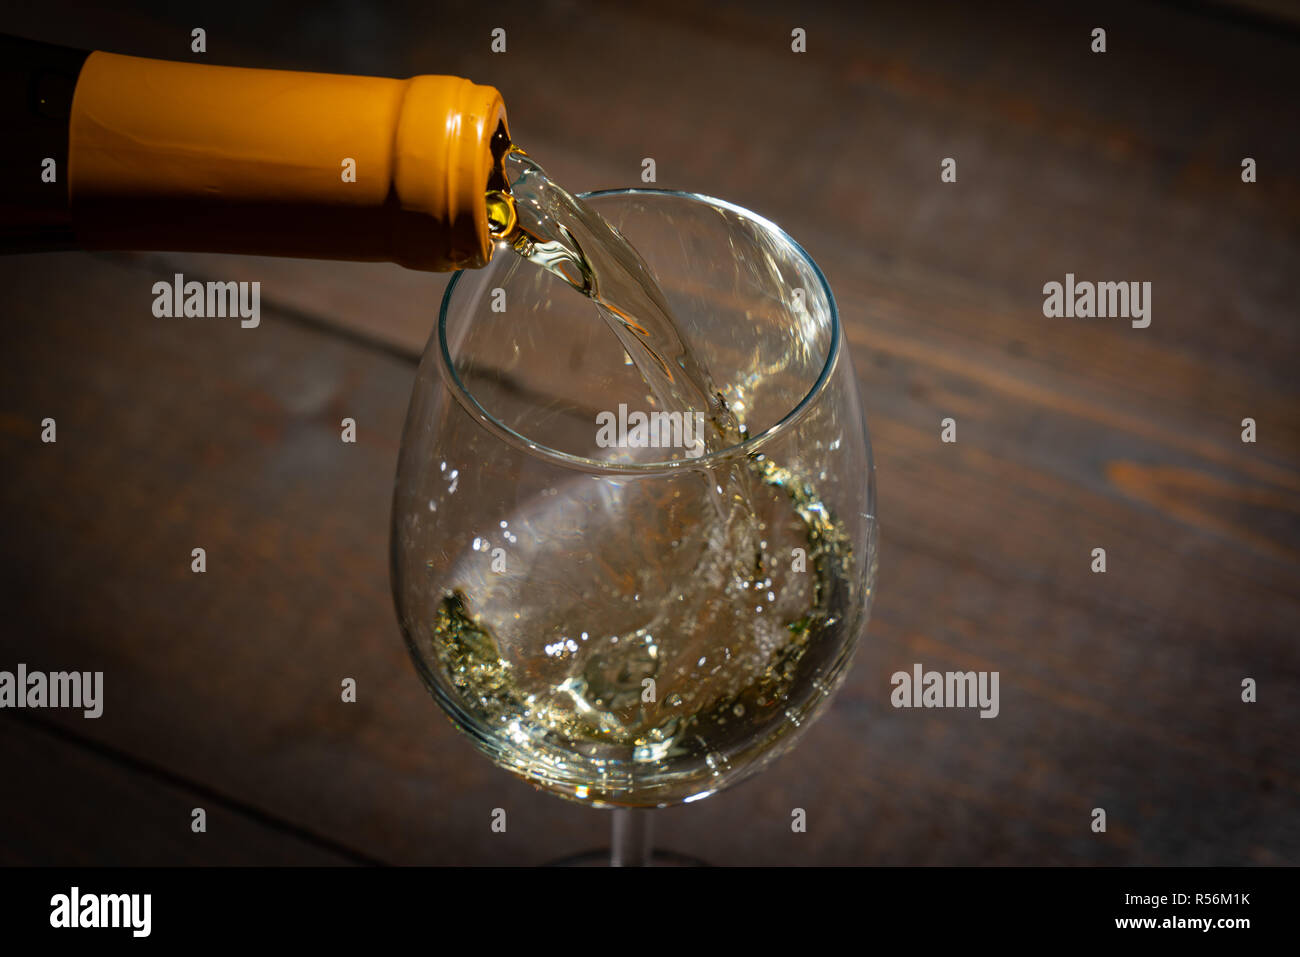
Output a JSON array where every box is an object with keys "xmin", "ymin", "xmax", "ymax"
[{"xmin": 436, "ymin": 187, "xmax": 841, "ymax": 475}]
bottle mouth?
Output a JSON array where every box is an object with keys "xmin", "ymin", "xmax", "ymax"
[
  {"xmin": 484, "ymin": 133, "xmax": 520, "ymax": 240},
  {"xmin": 486, "ymin": 122, "xmax": 513, "ymax": 194},
  {"xmin": 436, "ymin": 188, "xmax": 842, "ymax": 476}
]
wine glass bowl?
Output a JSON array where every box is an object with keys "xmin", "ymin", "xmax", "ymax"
[{"xmin": 391, "ymin": 189, "xmax": 877, "ymax": 809}]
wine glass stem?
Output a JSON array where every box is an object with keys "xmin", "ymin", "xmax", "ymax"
[{"xmin": 610, "ymin": 808, "xmax": 653, "ymax": 867}]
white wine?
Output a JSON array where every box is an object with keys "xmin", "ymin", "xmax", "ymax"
[
  {"xmin": 488, "ymin": 147, "xmax": 744, "ymax": 456},
  {"xmin": 425, "ymin": 148, "xmax": 861, "ymax": 805},
  {"xmin": 432, "ymin": 456, "xmax": 857, "ymax": 805}
]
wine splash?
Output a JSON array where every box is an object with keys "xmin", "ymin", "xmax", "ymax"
[{"xmin": 487, "ymin": 147, "xmax": 746, "ymax": 454}]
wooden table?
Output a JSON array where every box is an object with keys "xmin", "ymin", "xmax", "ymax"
[{"xmin": 1, "ymin": 0, "xmax": 1296, "ymax": 865}]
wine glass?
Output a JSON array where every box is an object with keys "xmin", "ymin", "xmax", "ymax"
[{"xmin": 390, "ymin": 189, "xmax": 878, "ymax": 864}]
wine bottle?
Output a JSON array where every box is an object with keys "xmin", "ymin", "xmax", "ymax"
[{"xmin": 0, "ymin": 33, "xmax": 509, "ymax": 271}]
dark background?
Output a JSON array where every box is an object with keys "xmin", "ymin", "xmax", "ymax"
[{"xmin": 0, "ymin": 0, "xmax": 1296, "ymax": 865}]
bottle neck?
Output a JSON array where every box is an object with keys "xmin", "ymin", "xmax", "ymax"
[
  {"xmin": 0, "ymin": 34, "xmax": 89, "ymax": 252},
  {"xmin": 0, "ymin": 35, "xmax": 509, "ymax": 271}
]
